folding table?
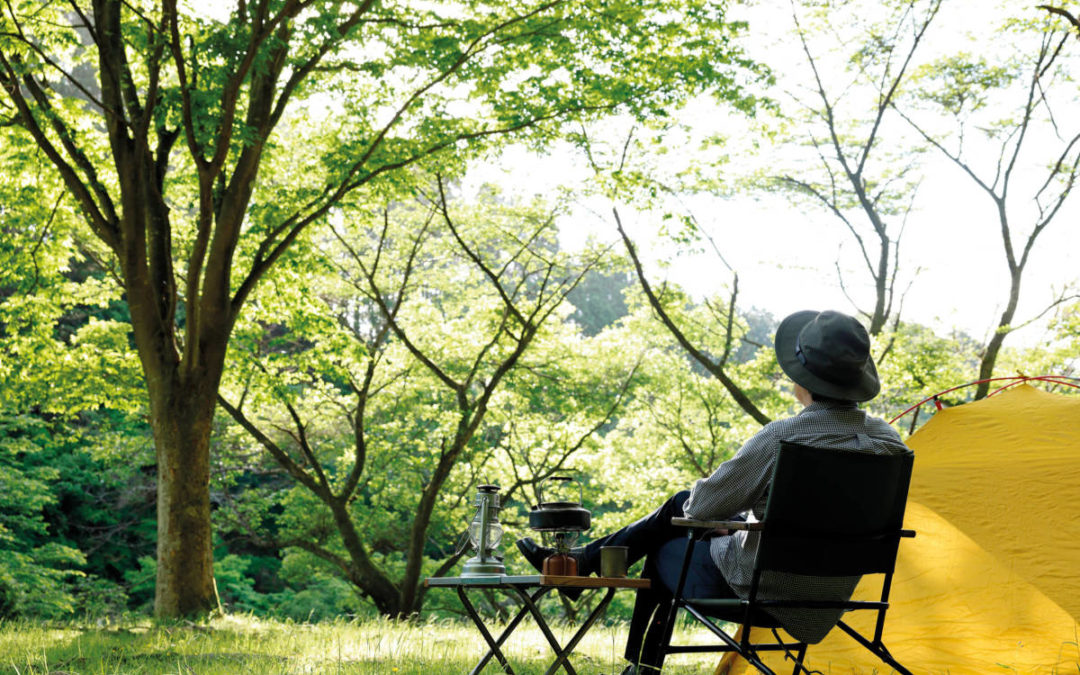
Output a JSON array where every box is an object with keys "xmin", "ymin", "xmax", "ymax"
[{"xmin": 425, "ymin": 574, "xmax": 650, "ymax": 675}]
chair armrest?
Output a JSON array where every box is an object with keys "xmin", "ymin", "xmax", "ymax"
[{"xmin": 671, "ymin": 517, "xmax": 764, "ymax": 531}]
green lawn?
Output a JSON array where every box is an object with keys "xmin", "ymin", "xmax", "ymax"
[{"xmin": 0, "ymin": 615, "xmax": 723, "ymax": 674}]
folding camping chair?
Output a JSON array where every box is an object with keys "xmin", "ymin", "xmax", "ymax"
[{"xmin": 658, "ymin": 442, "xmax": 916, "ymax": 675}]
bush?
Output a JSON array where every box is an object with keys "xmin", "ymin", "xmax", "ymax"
[
  {"xmin": 73, "ymin": 575, "xmax": 130, "ymax": 619},
  {"xmin": 268, "ymin": 577, "xmax": 364, "ymax": 622},
  {"xmin": 0, "ymin": 574, "xmax": 17, "ymax": 619},
  {"xmin": 122, "ymin": 555, "xmax": 157, "ymax": 613}
]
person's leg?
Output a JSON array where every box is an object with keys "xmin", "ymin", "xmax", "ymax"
[
  {"xmin": 627, "ymin": 536, "xmax": 738, "ymax": 670},
  {"xmin": 621, "ymin": 551, "xmax": 666, "ymax": 669},
  {"xmin": 578, "ymin": 490, "xmax": 692, "ymax": 573}
]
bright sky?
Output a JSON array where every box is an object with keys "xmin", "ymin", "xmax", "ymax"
[{"xmin": 466, "ymin": 1, "xmax": 1080, "ymax": 348}]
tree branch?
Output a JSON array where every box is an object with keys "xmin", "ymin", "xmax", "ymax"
[
  {"xmin": 216, "ymin": 394, "xmax": 324, "ymax": 496},
  {"xmin": 613, "ymin": 208, "xmax": 771, "ymax": 426}
]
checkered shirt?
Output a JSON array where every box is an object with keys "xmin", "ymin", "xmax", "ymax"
[{"xmin": 681, "ymin": 400, "xmax": 911, "ymax": 644}]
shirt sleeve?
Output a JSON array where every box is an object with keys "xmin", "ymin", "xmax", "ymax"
[{"xmin": 682, "ymin": 422, "xmax": 778, "ymax": 520}]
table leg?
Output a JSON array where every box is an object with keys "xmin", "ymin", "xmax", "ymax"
[
  {"xmin": 508, "ymin": 586, "xmax": 579, "ymax": 675},
  {"xmin": 542, "ymin": 587, "xmax": 616, "ymax": 675},
  {"xmin": 459, "ymin": 585, "xmax": 553, "ymax": 675}
]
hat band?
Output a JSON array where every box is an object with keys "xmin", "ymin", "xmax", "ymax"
[{"xmin": 795, "ymin": 337, "xmax": 808, "ymax": 367}]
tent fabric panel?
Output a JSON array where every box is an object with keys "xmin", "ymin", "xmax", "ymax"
[
  {"xmin": 906, "ymin": 384, "xmax": 1080, "ymax": 620},
  {"xmin": 724, "ymin": 501, "xmax": 1079, "ymax": 674}
]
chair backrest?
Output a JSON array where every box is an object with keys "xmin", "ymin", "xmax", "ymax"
[{"xmin": 755, "ymin": 442, "xmax": 914, "ymax": 577}]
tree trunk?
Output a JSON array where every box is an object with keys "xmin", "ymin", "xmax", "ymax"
[
  {"xmin": 127, "ymin": 261, "xmax": 229, "ymax": 617},
  {"xmin": 328, "ymin": 499, "xmax": 401, "ymax": 616},
  {"xmin": 974, "ymin": 269, "xmax": 1022, "ymax": 400},
  {"xmin": 147, "ymin": 372, "xmax": 219, "ymax": 617},
  {"xmin": 868, "ymin": 233, "xmax": 890, "ymax": 336}
]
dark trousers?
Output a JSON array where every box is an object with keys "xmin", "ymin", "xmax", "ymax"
[{"xmin": 580, "ymin": 491, "xmax": 739, "ymax": 668}]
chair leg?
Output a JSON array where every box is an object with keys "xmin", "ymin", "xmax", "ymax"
[
  {"xmin": 713, "ymin": 626, "xmax": 744, "ymax": 675},
  {"xmin": 675, "ymin": 607, "xmax": 776, "ymax": 675},
  {"xmin": 836, "ymin": 620, "xmax": 913, "ymax": 675},
  {"xmin": 788, "ymin": 644, "xmax": 807, "ymax": 675},
  {"xmin": 868, "ymin": 640, "xmax": 913, "ymax": 675}
]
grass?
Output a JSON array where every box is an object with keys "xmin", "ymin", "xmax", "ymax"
[{"xmin": 0, "ymin": 614, "xmax": 723, "ymax": 674}]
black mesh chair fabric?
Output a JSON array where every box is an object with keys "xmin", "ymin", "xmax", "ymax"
[{"xmin": 756, "ymin": 443, "xmax": 913, "ymax": 577}]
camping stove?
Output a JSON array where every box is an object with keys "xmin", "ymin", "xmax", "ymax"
[{"xmin": 527, "ymin": 476, "xmax": 591, "ymax": 575}]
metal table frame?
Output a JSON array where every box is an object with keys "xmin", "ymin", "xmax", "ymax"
[{"xmin": 426, "ymin": 574, "xmax": 650, "ymax": 675}]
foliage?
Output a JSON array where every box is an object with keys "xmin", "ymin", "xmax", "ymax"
[
  {"xmin": 71, "ymin": 575, "xmax": 131, "ymax": 620},
  {"xmin": 0, "ymin": 408, "xmax": 161, "ymax": 619},
  {"xmin": 565, "ymin": 269, "xmax": 634, "ymax": 337},
  {"xmin": 0, "ymin": 156, "xmax": 153, "ymax": 618},
  {"xmin": 211, "ymin": 182, "xmax": 648, "ymax": 616},
  {"xmin": 870, "ymin": 322, "xmax": 981, "ymax": 434},
  {"xmin": 0, "ymin": 415, "xmax": 86, "ymax": 618},
  {"xmin": 991, "ymin": 300, "xmax": 1080, "ymax": 389},
  {"xmin": 0, "ymin": 153, "xmax": 139, "ymax": 416},
  {"xmin": 122, "ymin": 556, "xmax": 158, "ymax": 613}
]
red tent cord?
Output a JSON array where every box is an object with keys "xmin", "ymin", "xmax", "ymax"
[
  {"xmin": 889, "ymin": 375, "xmax": 1080, "ymax": 424},
  {"xmin": 984, "ymin": 375, "xmax": 1080, "ymax": 397}
]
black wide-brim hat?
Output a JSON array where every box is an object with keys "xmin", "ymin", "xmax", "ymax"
[{"xmin": 775, "ymin": 310, "xmax": 880, "ymax": 402}]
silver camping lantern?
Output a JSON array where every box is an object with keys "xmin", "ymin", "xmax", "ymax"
[{"xmin": 461, "ymin": 484, "xmax": 505, "ymax": 576}]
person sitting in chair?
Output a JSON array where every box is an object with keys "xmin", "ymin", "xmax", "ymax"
[{"xmin": 517, "ymin": 309, "xmax": 911, "ymax": 674}]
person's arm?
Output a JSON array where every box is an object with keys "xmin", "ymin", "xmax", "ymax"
[{"xmin": 682, "ymin": 423, "xmax": 777, "ymax": 521}]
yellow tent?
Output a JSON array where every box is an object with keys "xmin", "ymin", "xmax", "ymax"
[{"xmin": 722, "ymin": 384, "xmax": 1080, "ymax": 674}]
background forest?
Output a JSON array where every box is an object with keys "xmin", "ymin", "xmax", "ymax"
[{"xmin": 0, "ymin": 0, "xmax": 1078, "ymax": 629}]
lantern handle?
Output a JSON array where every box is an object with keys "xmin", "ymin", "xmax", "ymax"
[{"xmin": 538, "ymin": 475, "xmax": 583, "ymax": 505}]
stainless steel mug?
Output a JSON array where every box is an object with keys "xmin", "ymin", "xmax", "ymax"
[{"xmin": 600, "ymin": 546, "xmax": 628, "ymax": 578}]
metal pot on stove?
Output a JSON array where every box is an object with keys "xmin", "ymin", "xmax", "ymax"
[{"xmin": 527, "ymin": 476, "xmax": 591, "ymax": 575}]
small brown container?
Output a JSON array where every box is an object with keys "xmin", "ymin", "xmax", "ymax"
[{"xmin": 542, "ymin": 553, "xmax": 579, "ymax": 576}]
